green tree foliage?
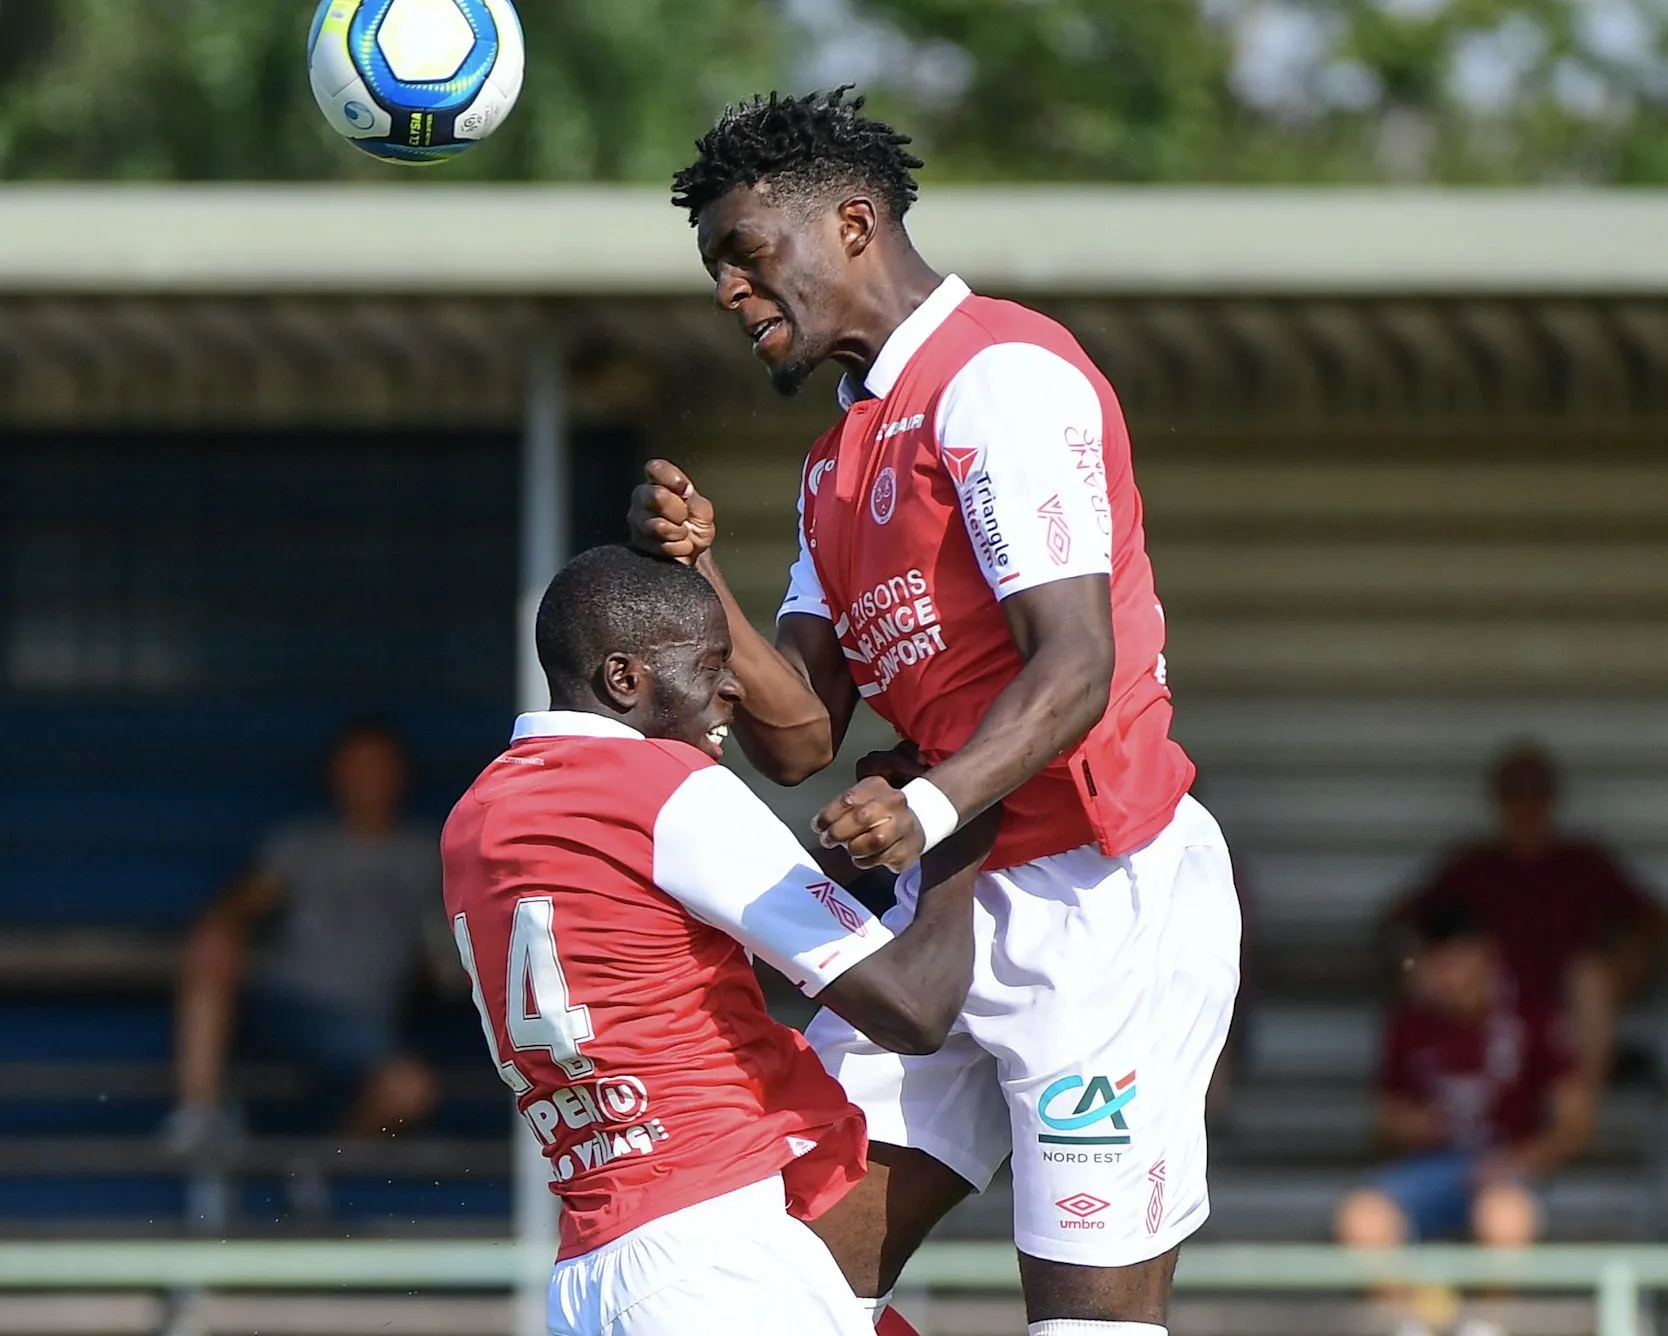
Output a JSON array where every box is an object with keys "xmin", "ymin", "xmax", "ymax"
[
  {"xmin": 853, "ymin": 0, "xmax": 1668, "ymax": 184},
  {"xmin": 815, "ymin": 2, "xmax": 1248, "ymax": 183},
  {"xmin": 0, "ymin": 0, "xmax": 1664, "ymax": 184},
  {"xmin": 0, "ymin": 0, "xmax": 778, "ymax": 181}
]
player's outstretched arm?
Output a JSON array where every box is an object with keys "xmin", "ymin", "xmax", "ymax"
[
  {"xmin": 628, "ymin": 459, "xmax": 858, "ymax": 784},
  {"xmin": 812, "ymin": 806, "xmax": 998, "ymax": 1055}
]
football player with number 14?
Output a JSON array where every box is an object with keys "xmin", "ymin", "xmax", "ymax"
[{"xmin": 442, "ymin": 546, "xmax": 989, "ymax": 1335}]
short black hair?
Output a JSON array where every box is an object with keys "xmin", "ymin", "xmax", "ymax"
[
  {"xmin": 1491, "ymin": 741, "xmax": 1558, "ymax": 801},
  {"xmin": 1415, "ymin": 898, "xmax": 1488, "ymax": 948},
  {"xmin": 535, "ymin": 545, "xmax": 717, "ymax": 698},
  {"xmin": 671, "ymin": 85, "xmax": 924, "ymax": 227}
]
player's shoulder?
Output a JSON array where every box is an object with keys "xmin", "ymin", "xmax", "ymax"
[
  {"xmin": 959, "ymin": 293, "xmax": 1074, "ymax": 338},
  {"xmin": 938, "ymin": 300, "xmax": 1101, "ymax": 399},
  {"xmin": 463, "ymin": 735, "xmax": 713, "ymax": 809},
  {"xmin": 640, "ymin": 737, "xmax": 721, "ymax": 780},
  {"xmin": 650, "ymin": 758, "xmax": 777, "ymax": 854},
  {"xmin": 536, "ymin": 734, "xmax": 718, "ymax": 798},
  {"xmin": 949, "ymin": 296, "xmax": 1090, "ymax": 365}
]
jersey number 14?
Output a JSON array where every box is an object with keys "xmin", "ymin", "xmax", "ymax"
[{"xmin": 453, "ymin": 898, "xmax": 596, "ymax": 1091}]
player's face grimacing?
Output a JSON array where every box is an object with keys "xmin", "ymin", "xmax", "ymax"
[
  {"xmin": 641, "ymin": 601, "xmax": 743, "ymax": 760},
  {"xmin": 696, "ymin": 185, "xmax": 851, "ymax": 398}
]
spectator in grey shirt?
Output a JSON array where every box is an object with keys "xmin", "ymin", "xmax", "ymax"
[{"xmin": 166, "ymin": 720, "xmax": 445, "ymax": 1149}]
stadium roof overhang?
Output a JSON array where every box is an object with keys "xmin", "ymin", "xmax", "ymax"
[{"xmin": 1, "ymin": 185, "xmax": 1666, "ymax": 428}]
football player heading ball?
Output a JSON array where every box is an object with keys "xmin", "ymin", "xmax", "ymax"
[{"xmin": 631, "ymin": 87, "xmax": 1242, "ymax": 1336}]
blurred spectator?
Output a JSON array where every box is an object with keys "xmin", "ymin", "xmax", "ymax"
[
  {"xmin": 1337, "ymin": 900, "xmax": 1593, "ymax": 1252},
  {"xmin": 1388, "ymin": 743, "xmax": 1663, "ymax": 1090},
  {"xmin": 164, "ymin": 720, "xmax": 444, "ymax": 1151}
]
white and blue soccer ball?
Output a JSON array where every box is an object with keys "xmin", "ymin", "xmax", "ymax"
[{"xmin": 307, "ymin": 0, "xmax": 525, "ymax": 164}]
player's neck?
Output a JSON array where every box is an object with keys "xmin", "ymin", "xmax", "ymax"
[{"xmin": 834, "ymin": 247, "xmax": 944, "ymax": 384}]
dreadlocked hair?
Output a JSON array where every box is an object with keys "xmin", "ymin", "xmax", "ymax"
[{"xmin": 670, "ymin": 85, "xmax": 923, "ymax": 226}]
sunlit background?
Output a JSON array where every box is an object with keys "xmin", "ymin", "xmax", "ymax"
[{"xmin": 2, "ymin": 3, "xmax": 1667, "ymax": 1334}]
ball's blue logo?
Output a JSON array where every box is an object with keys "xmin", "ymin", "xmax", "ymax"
[
  {"xmin": 343, "ymin": 100, "xmax": 375, "ymax": 130},
  {"xmin": 1037, "ymin": 1071, "xmax": 1136, "ymax": 1145}
]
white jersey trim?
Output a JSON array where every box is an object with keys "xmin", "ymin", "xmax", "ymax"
[
  {"xmin": 934, "ymin": 342, "xmax": 1114, "ymax": 601},
  {"xmin": 512, "ymin": 710, "xmax": 644, "ymax": 742},
  {"xmin": 777, "ymin": 457, "xmax": 833, "ymax": 624},
  {"xmin": 651, "ymin": 766, "xmax": 892, "ymax": 997}
]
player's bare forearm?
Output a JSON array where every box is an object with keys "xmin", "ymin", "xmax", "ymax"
[
  {"xmin": 628, "ymin": 460, "xmax": 855, "ymax": 783},
  {"xmin": 815, "ymin": 809, "xmax": 997, "ymax": 1055},
  {"xmin": 928, "ymin": 577, "xmax": 1112, "ymax": 819},
  {"xmin": 929, "ymin": 644, "xmax": 1110, "ymax": 823},
  {"xmin": 695, "ymin": 551, "xmax": 857, "ymax": 784}
]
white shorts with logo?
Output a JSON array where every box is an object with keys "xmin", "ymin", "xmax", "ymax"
[
  {"xmin": 808, "ymin": 794, "xmax": 1241, "ymax": 1267},
  {"xmin": 546, "ymin": 1174, "xmax": 871, "ymax": 1336}
]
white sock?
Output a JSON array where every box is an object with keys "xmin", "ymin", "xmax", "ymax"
[
  {"xmin": 1028, "ymin": 1323, "xmax": 1167, "ymax": 1336},
  {"xmin": 859, "ymin": 1291, "xmax": 893, "ymax": 1326}
]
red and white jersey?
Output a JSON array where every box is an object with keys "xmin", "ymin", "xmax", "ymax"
[
  {"xmin": 441, "ymin": 711, "xmax": 886, "ymax": 1259},
  {"xmin": 781, "ymin": 275, "xmax": 1195, "ymax": 867}
]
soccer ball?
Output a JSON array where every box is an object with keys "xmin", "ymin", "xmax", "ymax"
[{"xmin": 307, "ymin": 0, "xmax": 525, "ymax": 164}]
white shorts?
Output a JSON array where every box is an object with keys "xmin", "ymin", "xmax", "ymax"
[
  {"xmin": 547, "ymin": 1174, "xmax": 871, "ymax": 1336},
  {"xmin": 807, "ymin": 794, "xmax": 1241, "ymax": 1268}
]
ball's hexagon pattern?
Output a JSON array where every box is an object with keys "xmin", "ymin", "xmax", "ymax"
[{"xmin": 376, "ymin": 0, "xmax": 475, "ymax": 83}]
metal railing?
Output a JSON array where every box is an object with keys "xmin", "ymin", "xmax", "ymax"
[{"xmin": 0, "ymin": 1240, "xmax": 1660, "ymax": 1336}]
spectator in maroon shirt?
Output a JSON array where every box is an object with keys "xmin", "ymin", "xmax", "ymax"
[
  {"xmin": 1337, "ymin": 900, "xmax": 1593, "ymax": 1251},
  {"xmin": 1389, "ymin": 743, "xmax": 1663, "ymax": 1091}
]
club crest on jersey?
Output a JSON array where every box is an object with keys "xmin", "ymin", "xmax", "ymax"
[
  {"xmin": 870, "ymin": 467, "xmax": 898, "ymax": 525},
  {"xmin": 940, "ymin": 445, "xmax": 984, "ymax": 486}
]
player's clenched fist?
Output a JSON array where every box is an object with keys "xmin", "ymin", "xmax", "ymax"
[
  {"xmin": 814, "ymin": 776, "xmax": 926, "ymax": 873},
  {"xmin": 626, "ymin": 459, "xmax": 717, "ymax": 566}
]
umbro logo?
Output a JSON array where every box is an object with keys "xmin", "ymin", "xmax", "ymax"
[
  {"xmin": 1056, "ymin": 1192, "xmax": 1110, "ymax": 1220},
  {"xmin": 808, "ymin": 880, "xmax": 868, "ymax": 937}
]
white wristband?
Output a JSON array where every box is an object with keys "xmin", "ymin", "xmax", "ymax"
[{"xmin": 901, "ymin": 778, "xmax": 960, "ymax": 854}]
